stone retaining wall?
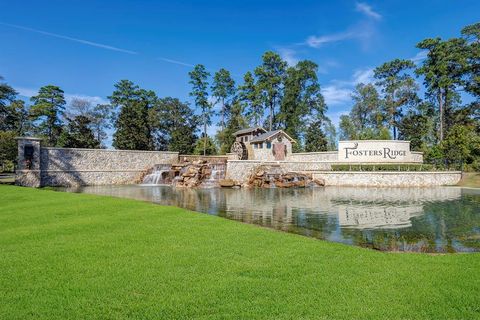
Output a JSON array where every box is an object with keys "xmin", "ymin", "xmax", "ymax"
[
  {"xmin": 16, "ymin": 141, "xmax": 179, "ymax": 187},
  {"xmin": 226, "ymin": 160, "xmax": 332, "ymax": 183},
  {"xmin": 287, "ymin": 151, "xmax": 338, "ymax": 162},
  {"xmin": 312, "ymin": 171, "xmax": 461, "ymax": 187}
]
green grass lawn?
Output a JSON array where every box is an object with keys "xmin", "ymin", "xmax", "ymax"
[
  {"xmin": 458, "ymin": 172, "xmax": 480, "ymax": 188},
  {"xmin": 0, "ymin": 185, "xmax": 479, "ymax": 319}
]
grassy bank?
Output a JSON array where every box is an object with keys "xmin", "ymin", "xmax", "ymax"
[
  {"xmin": 458, "ymin": 172, "xmax": 480, "ymax": 188},
  {"xmin": 0, "ymin": 185, "xmax": 479, "ymax": 319}
]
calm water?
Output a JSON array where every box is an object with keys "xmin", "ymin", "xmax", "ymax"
[{"xmin": 58, "ymin": 185, "xmax": 480, "ymax": 253}]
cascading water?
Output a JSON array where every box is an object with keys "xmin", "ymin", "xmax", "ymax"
[
  {"xmin": 141, "ymin": 164, "xmax": 173, "ymax": 185},
  {"xmin": 201, "ymin": 163, "xmax": 226, "ymax": 188}
]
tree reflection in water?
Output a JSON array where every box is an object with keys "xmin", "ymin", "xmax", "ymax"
[{"xmin": 61, "ymin": 185, "xmax": 480, "ymax": 253}]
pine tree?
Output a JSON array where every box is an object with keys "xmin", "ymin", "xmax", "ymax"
[
  {"xmin": 109, "ymin": 80, "xmax": 154, "ymax": 150},
  {"xmin": 30, "ymin": 85, "xmax": 66, "ymax": 146},
  {"xmin": 58, "ymin": 115, "xmax": 100, "ymax": 148},
  {"xmin": 189, "ymin": 65, "xmax": 212, "ymax": 155},
  {"xmin": 304, "ymin": 120, "xmax": 328, "ymax": 152}
]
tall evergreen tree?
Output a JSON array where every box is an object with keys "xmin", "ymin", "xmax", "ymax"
[
  {"xmin": 238, "ymin": 71, "xmax": 263, "ymax": 127},
  {"xmin": 109, "ymin": 80, "xmax": 154, "ymax": 150},
  {"xmin": 0, "ymin": 76, "xmax": 17, "ymax": 128},
  {"xmin": 58, "ymin": 115, "xmax": 100, "ymax": 148},
  {"xmin": 374, "ymin": 59, "xmax": 418, "ymax": 139},
  {"xmin": 189, "ymin": 64, "xmax": 212, "ymax": 155},
  {"xmin": 151, "ymin": 97, "xmax": 198, "ymax": 154},
  {"xmin": 416, "ymin": 37, "xmax": 468, "ymax": 141},
  {"xmin": 461, "ymin": 22, "xmax": 480, "ymax": 98},
  {"xmin": 254, "ymin": 51, "xmax": 287, "ymax": 131},
  {"xmin": 30, "ymin": 85, "xmax": 66, "ymax": 146},
  {"xmin": 211, "ymin": 68, "xmax": 235, "ymax": 130},
  {"xmin": 304, "ymin": 120, "xmax": 328, "ymax": 152},
  {"xmin": 279, "ymin": 60, "xmax": 327, "ymax": 146}
]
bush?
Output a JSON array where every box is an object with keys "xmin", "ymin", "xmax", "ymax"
[{"xmin": 330, "ymin": 164, "xmax": 436, "ymax": 172}]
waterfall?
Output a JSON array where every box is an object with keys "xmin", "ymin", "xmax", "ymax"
[
  {"xmin": 141, "ymin": 164, "xmax": 173, "ymax": 185},
  {"xmin": 201, "ymin": 163, "xmax": 226, "ymax": 188}
]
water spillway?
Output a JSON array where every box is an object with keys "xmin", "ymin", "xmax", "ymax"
[
  {"xmin": 141, "ymin": 164, "xmax": 175, "ymax": 185},
  {"xmin": 141, "ymin": 161, "xmax": 226, "ymax": 187}
]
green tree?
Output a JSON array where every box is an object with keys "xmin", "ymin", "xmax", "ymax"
[
  {"xmin": 189, "ymin": 64, "xmax": 212, "ymax": 155},
  {"xmin": 193, "ymin": 135, "xmax": 217, "ymax": 155},
  {"xmin": 30, "ymin": 85, "xmax": 66, "ymax": 146},
  {"xmin": 350, "ymin": 83, "xmax": 383, "ymax": 131},
  {"xmin": 304, "ymin": 120, "xmax": 328, "ymax": 152},
  {"xmin": 279, "ymin": 60, "xmax": 327, "ymax": 145},
  {"xmin": 216, "ymin": 100, "xmax": 247, "ymax": 154},
  {"xmin": 0, "ymin": 76, "xmax": 18, "ymax": 128},
  {"xmin": 461, "ymin": 22, "xmax": 480, "ymax": 98},
  {"xmin": 416, "ymin": 37, "xmax": 468, "ymax": 141},
  {"xmin": 58, "ymin": 115, "xmax": 100, "ymax": 148},
  {"xmin": 397, "ymin": 111, "xmax": 431, "ymax": 150},
  {"xmin": 339, "ymin": 115, "xmax": 357, "ymax": 140},
  {"xmin": 254, "ymin": 51, "xmax": 287, "ymax": 131},
  {"xmin": 440, "ymin": 124, "xmax": 480, "ymax": 168},
  {"xmin": 109, "ymin": 80, "xmax": 154, "ymax": 150},
  {"xmin": 0, "ymin": 131, "xmax": 17, "ymax": 172},
  {"xmin": 90, "ymin": 104, "xmax": 114, "ymax": 148},
  {"xmin": 374, "ymin": 59, "xmax": 418, "ymax": 139},
  {"xmin": 151, "ymin": 97, "xmax": 198, "ymax": 154},
  {"xmin": 211, "ymin": 68, "xmax": 235, "ymax": 130},
  {"xmin": 66, "ymin": 98, "xmax": 113, "ymax": 148},
  {"xmin": 3, "ymin": 100, "xmax": 29, "ymax": 134},
  {"xmin": 238, "ymin": 71, "xmax": 263, "ymax": 127}
]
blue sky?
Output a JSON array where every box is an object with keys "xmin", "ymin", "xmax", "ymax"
[{"xmin": 1, "ymin": 0, "xmax": 478, "ymax": 142}]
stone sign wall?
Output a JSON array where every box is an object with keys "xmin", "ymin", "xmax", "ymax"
[{"xmin": 337, "ymin": 140, "xmax": 420, "ymax": 163}]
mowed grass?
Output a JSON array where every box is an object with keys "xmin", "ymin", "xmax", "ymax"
[
  {"xmin": 459, "ymin": 172, "xmax": 480, "ymax": 188},
  {"xmin": 0, "ymin": 186, "xmax": 479, "ymax": 319}
]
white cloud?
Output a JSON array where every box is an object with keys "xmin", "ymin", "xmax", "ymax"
[
  {"xmin": 0, "ymin": 22, "xmax": 138, "ymax": 55},
  {"xmin": 411, "ymin": 50, "xmax": 428, "ymax": 63},
  {"xmin": 305, "ymin": 32, "xmax": 353, "ymax": 48},
  {"xmin": 352, "ymin": 68, "xmax": 374, "ymax": 84},
  {"xmin": 16, "ymin": 86, "xmax": 109, "ymax": 106},
  {"xmin": 278, "ymin": 48, "xmax": 299, "ymax": 66},
  {"xmin": 327, "ymin": 110, "xmax": 350, "ymax": 128},
  {"xmin": 321, "ymin": 67, "xmax": 374, "ymax": 106},
  {"xmin": 321, "ymin": 85, "xmax": 352, "ymax": 106},
  {"xmin": 158, "ymin": 57, "xmax": 194, "ymax": 67},
  {"xmin": 355, "ymin": 2, "xmax": 382, "ymax": 20}
]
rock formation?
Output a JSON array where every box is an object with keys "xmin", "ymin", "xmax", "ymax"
[{"xmin": 245, "ymin": 165, "xmax": 324, "ymax": 188}]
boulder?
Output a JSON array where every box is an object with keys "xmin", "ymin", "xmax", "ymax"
[{"xmin": 219, "ymin": 179, "xmax": 235, "ymax": 187}]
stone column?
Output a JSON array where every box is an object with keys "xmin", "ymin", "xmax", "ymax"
[{"xmin": 15, "ymin": 137, "xmax": 43, "ymax": 187}]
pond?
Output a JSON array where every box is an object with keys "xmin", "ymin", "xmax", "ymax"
[{"xmin": 57, "ymin": 185, "xmax": 480, "ymax": 253}]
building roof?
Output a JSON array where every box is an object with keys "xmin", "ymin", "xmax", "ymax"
[
  {"xmin": 250, "ymin": 130, "xmax": 296, "ymax": 143},
  {"xmin": 233, "ymin": 127, "xmax": 266, "ymax": 136}
]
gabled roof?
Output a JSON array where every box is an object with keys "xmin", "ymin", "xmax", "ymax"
[
  {"xmin": 250, "ymin": 130, "xmax": 296, "ymax": 143},
  {"xmin": 233, "ymin": 127, "xmax": 267, "ymax": 136}
]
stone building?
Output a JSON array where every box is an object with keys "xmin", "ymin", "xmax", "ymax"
[{"xmin": 231, "ymin": 127, "xmax": 295, "ymax": 161}]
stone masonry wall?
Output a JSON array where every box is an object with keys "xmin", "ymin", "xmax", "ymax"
[
  {"xmin": 16, "ymin": 142, "xmax": 179, "ymax": 187},
  {"xmin": 312, "ymin": 171, "xmax": 461, "ymax": 187},
  {"xmin": 287, "ymin": 151, "xmax": 338, "ymax": 162},
  {"xmin": 40, "ymin": 147, "xmax": 178, "ymax": 171},
  {"xmin": 226, "ymin": 160, "xmax": 332, "ymax": 183},
  {"xmin": 38, "ymin": 148, "xmax": 179, "ymax": 186}
]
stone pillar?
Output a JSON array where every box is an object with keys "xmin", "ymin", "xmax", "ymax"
[{"xmin": 15, "ymin": 137, "xmax": 42, "ymax": 187}]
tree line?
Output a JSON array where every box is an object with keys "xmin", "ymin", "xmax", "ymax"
[
  {"xmin": 339, "ymin": 22, "xmax": 479, "ymax": 170},
  {"xmin": 1, "ymin": 22, "xmax": 478, "ymax": 171}
]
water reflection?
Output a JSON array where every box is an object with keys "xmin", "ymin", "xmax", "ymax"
[{"xmin": 59, "ymin": 185, "xmax": 480, "ymax": 253}]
